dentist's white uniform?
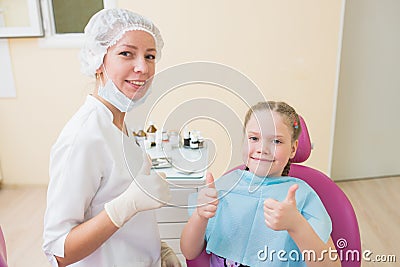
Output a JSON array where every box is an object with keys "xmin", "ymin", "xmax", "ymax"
[{"xmin": 43, "ymin": 95, "xmax": 161, "ymax": 267}]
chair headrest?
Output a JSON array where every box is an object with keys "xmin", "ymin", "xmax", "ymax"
[{"xmin": 291, "ymin": 115, "xmax": 312, "ymax": 163}]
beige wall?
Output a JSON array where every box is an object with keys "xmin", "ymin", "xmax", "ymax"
[
  {"xmin": 0, "ymin": 0, "xmax": 343, "ymax": 185},
  {"xmin": 0, "ymin": 0, "xmax": 30, "ymax": 27},
  {"xmin": 332, "ymin": 0, "xmax": 400, "ymax": 180}
]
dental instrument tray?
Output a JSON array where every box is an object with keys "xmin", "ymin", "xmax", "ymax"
[{"xmin": 151, "ymin": 157, "xmax": 172, "ymax": 169}]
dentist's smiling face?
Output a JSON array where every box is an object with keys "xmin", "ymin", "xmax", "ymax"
[
  {"xmin": 101, "ymin": 30, "xmax": 157, "ymax": 101},
  {"xmin": 242, "ymin": 110, "xmax": 298, "ymax": 177}
]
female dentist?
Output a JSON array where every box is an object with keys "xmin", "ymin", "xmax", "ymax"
[{"xmin": 43, "ymin": 8, "xmax": 180, "ymax": 267}]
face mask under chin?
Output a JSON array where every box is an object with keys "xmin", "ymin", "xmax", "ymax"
[
  {"xmin": 97, "ymin": 65, "xmax": 152, "ymax": 112},
  {"xmin": 98, "ymin": 79, "xmax": 137, "ymax": 112}
]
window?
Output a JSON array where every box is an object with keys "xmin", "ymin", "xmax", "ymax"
[
  {"xmin": 40, "ymin": 0, "xmax": 116, "ymax": 47},
  {"xmin": 0, "ymin": 0, "xmax": 43, "ymax": 38}
]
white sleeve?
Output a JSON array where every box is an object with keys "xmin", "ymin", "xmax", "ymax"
[{"xmin": 43, "ymin": 123, "xmax": 109, "ymax": 261}]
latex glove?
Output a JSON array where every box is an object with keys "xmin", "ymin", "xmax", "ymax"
[
  {"xmin": 263, "ymin": 184, "xmax": 301, "ymax": 231},
  {"xmin": 105, "ymin": 153, "xmax": 171, "ymax": 227},
  {"xmin": 161, "ymin": 241, "xmax": 181, "ymax": 267},
  {"xmin": 196, "ymin": 173, "xmax": 219, "ymax": 219}
]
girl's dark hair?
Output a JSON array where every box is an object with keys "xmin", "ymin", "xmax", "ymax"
[{"xmin": 244, "ymin": 101, "xmax": 301, "ymax": 176}]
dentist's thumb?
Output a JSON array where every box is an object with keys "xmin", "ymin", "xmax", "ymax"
[
  {"xmin": 206, "ymin": 172, "xmax": 216, "ymax": 189},
  {"xmin": 139, "ymin": 152, "xmax": 152, "ymax": 175}
]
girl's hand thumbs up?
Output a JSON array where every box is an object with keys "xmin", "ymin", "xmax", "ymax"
[
  {"xmin": 196, "ymin": 172, "xmax": 219, "ymax": 219},
  {"xmin": 263, "ymin": 184, "xmax": 301, "ymax": 231},
  {"xmin": 206, "ymin": 172, "xmax": 216, "ymax": 189}
]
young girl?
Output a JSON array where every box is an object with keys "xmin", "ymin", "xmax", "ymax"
[{"xmin": 180, "ymin": 101, "xmax": 341, "ymax": 267}]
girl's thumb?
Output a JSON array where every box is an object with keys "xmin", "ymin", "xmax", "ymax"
[{"xmin": 206, "ymin": 172, "xmax": 216, "ymax": 189}]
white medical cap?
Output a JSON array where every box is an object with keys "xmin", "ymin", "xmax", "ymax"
[{"xmin": 80, "ymin": 8, "xmax": 164, "ymax": 77}]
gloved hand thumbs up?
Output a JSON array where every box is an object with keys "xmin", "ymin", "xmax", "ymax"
[
  {"xmin": 139, "ymin": 152, "xmax": 152, "ymax": 175},
  {"xmin": 104, "ymin": 152, "xmax": 171, "ymax": 228}
]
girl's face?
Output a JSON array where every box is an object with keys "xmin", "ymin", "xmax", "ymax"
[
  {"xmin": 242, "ymin": 111, "xmax": 298, "ymax": 177},
  {"xmin": 100, "ymin": 30, "xmax": 157, "ymax": 101}
]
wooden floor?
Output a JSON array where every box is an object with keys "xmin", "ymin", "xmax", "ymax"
[
  {"xmin": 0, "ymin": 177, "xmax": 399, "ymax": 267},
  {"xmin": 0, "ymin": 185, "xmax": 49, "ymax": 267},
  {"xmin": 337, "ymin": 177, "xmax": 399, "ymax": 267}
]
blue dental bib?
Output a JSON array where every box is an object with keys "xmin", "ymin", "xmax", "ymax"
[{"xmin": 189, "ymin": 170, "xmax": 332, "ymax": 266}]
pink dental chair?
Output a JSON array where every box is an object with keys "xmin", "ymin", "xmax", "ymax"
[
  {"xmin": 0, "ymin": 226, "xmax": 7, "ymax": 267},
  {"xmin": 186, "ymin": 116, "xmax": 361, "ymax": 267}
]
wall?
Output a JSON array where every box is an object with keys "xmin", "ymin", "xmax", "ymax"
[
  {"xmin": 331, "ymin": 0, "xmax": 400, "ymax": 180},
  {"xmin": 0, "ymin": 0, "xmax": 343, "ymax": 185}
]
